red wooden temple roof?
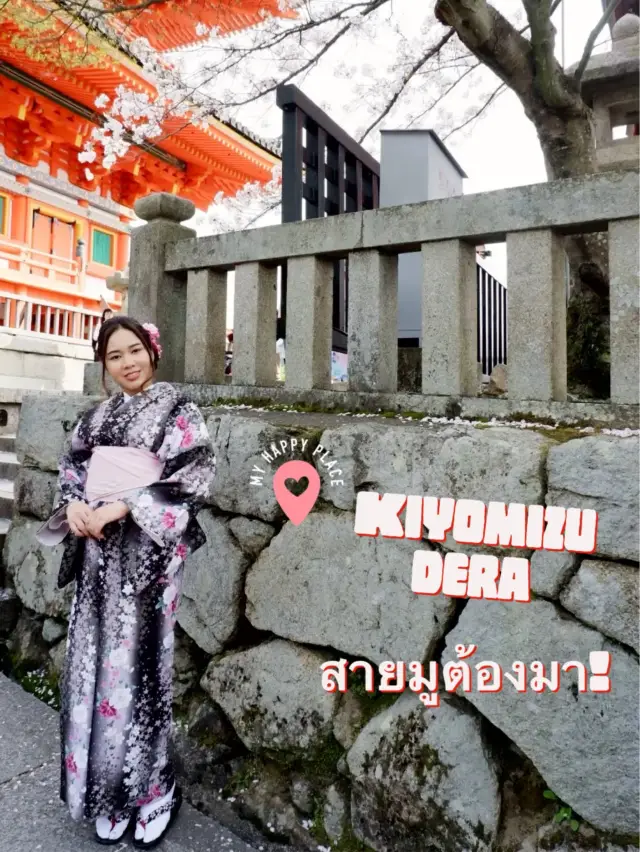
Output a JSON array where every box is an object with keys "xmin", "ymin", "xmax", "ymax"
[
  {"xmin": 103, "ymin": 0, "xmax": 295, "ymax": 52},
  {"xmin": 0, "ymin": 0, "xmax": 286, "ymax": 209}
]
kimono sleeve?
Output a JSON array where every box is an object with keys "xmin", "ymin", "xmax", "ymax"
[
  {"xmin": 36, "ymin": 420, "xmax": 91, "ymax": 546},
  {"xmin": 120, "ymin": 401, "xmax": 216, "ymax": 548}
]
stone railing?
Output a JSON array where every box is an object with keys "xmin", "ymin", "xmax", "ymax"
[{"xmin": 126, "ymin": 172, "xmax": 639, "ymax": 421}]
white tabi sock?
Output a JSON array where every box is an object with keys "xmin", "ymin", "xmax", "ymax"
[
  {"xmin": 135, "ymin": 782, "xmax": 175, "ymax": 843},
  {"xmin": 95, "ymin": 812, "xmax": 131, "ymax": 841}
]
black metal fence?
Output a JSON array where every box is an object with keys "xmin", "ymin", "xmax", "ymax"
[
  {"xmin": 278, "ymin": 84, "xmax": 379, "ymax": 352},
  {"xmin": 477, "ymin": 263, "xmax": 507, "ymax": 378}
]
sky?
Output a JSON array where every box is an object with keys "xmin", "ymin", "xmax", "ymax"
[{"xmin": 176, "ymin": 0, "xmax": 612, "ymax": 324}]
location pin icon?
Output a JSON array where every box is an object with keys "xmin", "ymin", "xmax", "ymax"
[{"xmin": 273, "ymin": 460, "xmax": 320, "ymax": 525}]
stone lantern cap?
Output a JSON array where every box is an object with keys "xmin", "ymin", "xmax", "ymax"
[
  {"xmin": 134, "ymin": 193, "xmax": 196, "ymax": 223},
  {"xmin": 571, "ymin": 13, "xmax": 640, "ymax": 100},
  {"xmin": 106, "ymin": 271, "xmax": 129, "ymax": 294}
]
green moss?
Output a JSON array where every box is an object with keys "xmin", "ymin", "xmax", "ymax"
[
  {"xmin": 261, "ymin": 734, "xmax": 345, "ymax": 787},
  {"xmin": 609, "ymin": 833, "xmax": 640, "ymax": 848},
  {"xmin": 365, "ymin": 712, "xmax": 450, "ymax": 791},
  {"xmin": 12, "ymin": 663, "xmax": 60, "ymax": 711},
  {"xmin": 331, "ymin": 824, "xmax": 376, "ymax": 851},
  {"xmin": 510, "ymin": 412, "xmax": 558, "ymax": 426},
  {"xmin": 537, "ymin": 426, "xmax": 598, "ymax": 443},
  {"xmin": 223, "ymin": 756, "xmax": 263, "ymax": 796},
  {"xmin": 193, "ymin": 728, "xmax": 221, "ymax": 750},
  {"xmin": 417, "ymin": 744, "xmax": 447, "ymax": 779},
  {"xmin": 349, "ymin": 677, "xmax": 398, "ymax": 728},
  {"xmin": 310, "ymin": 795, "xmax": 331, "ymax": 845}
]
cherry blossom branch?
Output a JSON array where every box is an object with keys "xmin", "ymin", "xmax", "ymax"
[
  {"xmin": 405, "ymin": 60, "xmax": 481, "ymax": 130},
  {"xmin": 357, "ymin": 28, "xmax": 454, "ymax": 142},
  {"xmin": 442, "ymin": 81, "xmax": 507, "ymax": 139}
]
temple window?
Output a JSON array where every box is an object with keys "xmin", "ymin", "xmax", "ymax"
[
  {"xmin": 0, "ymin": 194, "xmax": 7, "ymax": 235},
  {"xmin": 92, "ymin": 228, "xmax": 114, "ymax": 266}
]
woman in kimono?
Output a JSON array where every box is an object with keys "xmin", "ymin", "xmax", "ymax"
[{"xmin": 37, "ymin": 316, "xmax": 216, "ymax": 847}]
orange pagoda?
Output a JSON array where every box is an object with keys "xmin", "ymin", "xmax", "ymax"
[{"xmin": 0, "ymin": 0, "xmax": 284, "ymax": 347}]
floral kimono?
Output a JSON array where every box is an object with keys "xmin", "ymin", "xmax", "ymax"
[{"xmin": 38, "ymin": 382, "xmax": 216, "ymax": 822}]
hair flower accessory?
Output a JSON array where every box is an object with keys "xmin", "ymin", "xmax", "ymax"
[{"xmin": 143, "ymin": 323, "xmax": 163, "ymax": 358}]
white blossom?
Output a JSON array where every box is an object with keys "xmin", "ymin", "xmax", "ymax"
[
  {"xmin": 72, "ymin": 703, "xmax": 90, "ymax": 725},
  {"xmin": 78, "ymin": 149, "xmax": 96, "ymax": 164},
  {"xmin": 111, "ymin": 687, "xmax": 133, "ymax": 709},
  {"xmin": 162, "ymin": 585, "xmax": 177, "ymax": 606},
  {"xmin": 74, "ymin": 746, "xmax": 89, "ymax": 770},
  {"xmin": 108, "ymin": 647, "xmax": 129, "ymax": 668},
  {"xmin": 200, "ymin": 164, "xmax": 282, "ymax": 234}
]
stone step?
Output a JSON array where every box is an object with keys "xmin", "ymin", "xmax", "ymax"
[
  {"xmin": 0, "ymin": 479, "xmax": 14, "ymax": 520},
  {"xmin": 0, "ymin": 674, "xmax": 298, "ymax": 852},
  {"xmin": 0, "ymin": 450, "xmax": 18, "ymax": 482},
  {"xmin": 0, "ymin": 434, "xmax": 16, "ymax": 454}
]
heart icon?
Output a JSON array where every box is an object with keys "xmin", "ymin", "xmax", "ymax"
[
  {"xmin": 285, "ymin": 476, "xmax": 309, "ymax": 497},
  {"xmin": 273, "ymin": 460, "xmax": 320, "ymax": 525}
]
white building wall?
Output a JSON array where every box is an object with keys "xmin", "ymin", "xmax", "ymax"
[{"xmin": 379, "ymin": 131, "xmax": 465, "ymax": 344}]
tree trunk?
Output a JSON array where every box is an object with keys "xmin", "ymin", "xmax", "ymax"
[{"xmin": 435, "ymin": 0, "xmax": 611, "ymax": 398}]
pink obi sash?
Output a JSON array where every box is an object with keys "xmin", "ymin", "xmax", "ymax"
[
  {"xmin": 85, "ymin": 446, "xmax": 163, "ymax": 505},
  {"xmin": 36, "ymin": 446, "xmax": 162, "ymax": 546}
]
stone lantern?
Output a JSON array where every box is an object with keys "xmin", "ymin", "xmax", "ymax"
[
  {"xmin": 574, "ymin": 13, "xmax": 640, "ymax": 172},
  {"xmin": 106, "ymin": 270, "xmax": 129, "ymax": 315}
]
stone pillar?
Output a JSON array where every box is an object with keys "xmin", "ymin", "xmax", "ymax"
[
  {"xmin": 609, "ymin": 217, "xmax": 639, "ymax": 405},
  {"xmin": 507, "ymin": 229, "xmax": 567, "ymax": 401},
  {"xmin": 421, "ymin": 239, "xmax": 477, "ymax": 396},
  {"xmin": 285, "ymin": 255, "xmax": 333, "ymax": 389},
  {"xmin": 129, "ymin": 193, "xmax": 196, "ymax": 383},
  {"xmin": 347, "ymin": 250, "xmax": 398, "ymax": 392},
  {"xmin": 232, "ymin": 262, "xmax": 277, "ymax": 387},
  {"xmin": 185, "ymin": 269, "xmax": 227, "ymax": 384}
]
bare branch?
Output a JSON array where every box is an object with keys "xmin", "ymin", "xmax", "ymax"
[
  {"xmin": 357, "ymin": 28, "xmax": 454, "ymax": 143},
  {"xmin": 574, "ymin": 0, "xmax": 618, "ymax": 82},
  {"xmin": 235, "ymin": 22, "xmax": 352, "ymax": 107},
  {"xmin": 521, "ymin": 0, "xmax": 573, "ymax": 109},
  {"xmin": 244, "ymin": 199, "xmax": 281, "ymax": 228},
  {"xmin": 443, "ymin": 82, "xmax": 507, "ymax": 139},
  {"xmin": 405, "ymin": 60, "xmax": 481, "ymax": 129},
  {"xmin": 57, "ymin": 0, "xmax": 198, "ymax": 15}
]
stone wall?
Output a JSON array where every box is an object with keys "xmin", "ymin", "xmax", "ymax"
[
  {"xmin": 0, "ymin": 332, "xmax": 93, "ymax": 393},
  {"xmin": 2, "ymin": 394, "xmax": 639, "ymax": 852}
]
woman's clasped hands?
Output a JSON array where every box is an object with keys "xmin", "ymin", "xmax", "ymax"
[{"xmin": 66, "ymin": 501, "xmax": 129, "ymax": 540}]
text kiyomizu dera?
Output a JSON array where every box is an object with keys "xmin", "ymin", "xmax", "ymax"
[{"xmin": 354, "ymin": 493, "xmax": 598, "ymax": 603}]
